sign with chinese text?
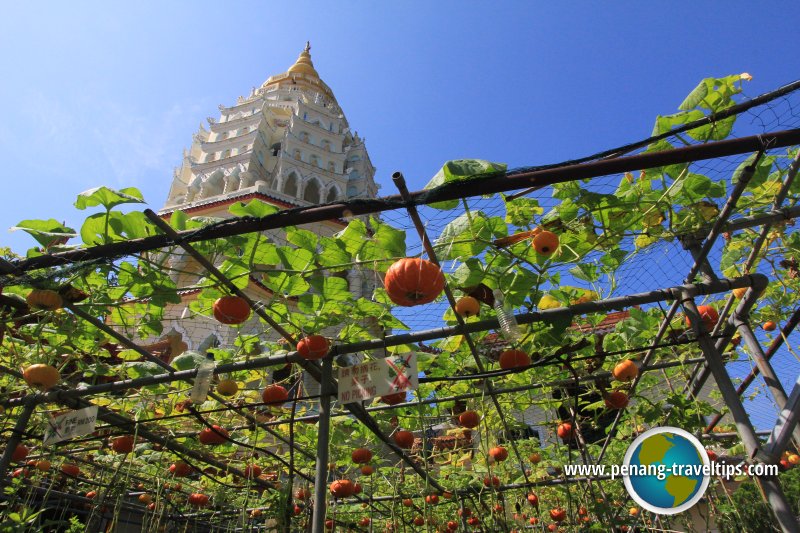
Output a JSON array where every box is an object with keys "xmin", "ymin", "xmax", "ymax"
[
  {"xmin": 337, "ymin": 353, "xmax": 418, "ymax": 403},
  {"xmin": 43, "ymin": 406, "xmax": 98, "ymax": 446}
]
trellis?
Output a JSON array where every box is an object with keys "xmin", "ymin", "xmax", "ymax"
[{"xmin": 2, "ymin": 78, "xmax": 800, "ymax": 532}]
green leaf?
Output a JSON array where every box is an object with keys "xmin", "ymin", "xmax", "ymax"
[
  {"xmin": 10, "ymin": 219, "xmax": 76, "ymax": 248},
  {"xmin": 308, "ymin": 276, "xmax": 350, "ymax": 301},
  {"xmin": 434, "ymin": 212, "xmax": 505, "ymax": 260},
  {"xmin": 679, "ymin": 80, "xmax": 709, "ymax": 110},
  {"xmin": 286, "ymin": 228, "xmax": 318, "ymax": 251},
  {"xmin": 261, "ymin": 271, "xmax": 310, "ymax": 296},
  {"xmin": 228, "ymin": 199, "xmax": 280, "ymax": 218},
  {"xmin": 316, "ymin": 237, "xmax": 351, "ymax": 270},
  {"xmin": 125, "ymin": 361, "xmax": 164, "ymax": 379},
  {"xmin": 75, "ymin": 186, "xmax": 145, "ymax": 210},
  {"xmin": 503, "ymin": 195, "xmax": 543, "ymax": 227},
  {"xmin": 172, "ymin": 352, "xmax": 207, "ymax": 371},
  {"xmin": 424, "ymin": 159, "xmax": 507, "ymax": 209},
  {"xmin": 452, "ymin": 258, "xmax": 485, "ymax": 287},
  {"xmin": 169, "ymin": 210, "xmax": 188, "ymax": 231}
]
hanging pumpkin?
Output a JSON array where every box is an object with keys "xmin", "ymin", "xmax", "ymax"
[
  {"xmin": 22, "ymin": 364, "xmax": 60, "ymax": 390},
  {"xmin": 212, "ymin": 296, "xmax": 251, "ymax": 324},
  {"xmin": 25, "ymin": 289, "xmax": 63, "ymax": 311},
  {"xmin": 384, "ymin": 258, "xmax": 445, "ymax": 307}
]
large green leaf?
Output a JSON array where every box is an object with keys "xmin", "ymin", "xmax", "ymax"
[
  {"xmin": 308, "ymin": 276, "xmax": 350, "ymax": 301},
  {"xmin": 261, "ymin": 271, "xmax": 309, "ymax": 296},
  {"xmin": 434, "ymin": 211, "xmax": 506, "ymax": 260},
  {"xmin": 10, "ymin": 219, "xmax": 76, "ymax": 248},
  {"xmin": 229, "ymin": 199, "xmax": 280, "ymax": 218},
  {"xmin": 423, "ymin": 159, "xmax": 507, "ymax": 210},
  {"xmin": 75, "ymin": 186, "xmax": 145, "ymax": 210}
]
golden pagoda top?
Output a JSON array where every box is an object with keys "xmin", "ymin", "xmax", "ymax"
[
  {"xmin": 287, "ymin": 42, "xmax": 319, "ymax": 77},
  {"xmin": 259, "ymin": 42, "xmax": 334, "ymax": 99}
]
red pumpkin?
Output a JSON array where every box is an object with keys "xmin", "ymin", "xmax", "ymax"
[
  {"xmin": 604, "ymin": 391, "xmax": 630, "ymax": 409},
  {"xmin": 489, "ymin": 446, "xmax": 509, "ymax": 462},
  {"xmin": 685, "ymin": 305, "xmax": 719, "ymax": 331},
  {"xmin": 384, "ymin": 258, "xmax": 445, "ymax": 307},
  {"xmin": 550, "ymin": 508, "xmax": 567, "ymax": 522},
  {"xmin": 458, "ymin": 410, "xmax": 480, "ymax": 428},
  {"xmin": 188, "ymin": 493, "xmax": 210, "ymax": 507},
  {"xmin": 10, "ymin": 444, "xmax": 29, "ymax": 462},
  {"xmin": 393, "ymin": 430, "xmax": 415, "ymax": 449},
  {"xmin": 61, "ymin": 463, "xmax": 80, "ymax": 477},
  {"xmin": 170, "ymin": 461, "xmax": 192, "ymax": 477},
  {"xmin": 198, "ymin": 425, "xmax": 229, "ymax": 445},
  {"xmin": 425, "ymin": 494, "xmax": 439, "ymax": 505},
  {"xmin": 351, "ymin": 447, "xmax": 373, "ymax": 464},
  {"xmin": 262, "ymin": 384, "xmax": 289, "ymax": 405},
  {"xmin": 111, "ymin": 435, "xmax": 135, "ymax": 454},
  {"xmin": 329, "ymin": 479, "xmax": 355, "ymax": 498},
  {"xmin": 297, "ymin": 335, "xmax": 330, "ymax": 360},
  {"xmin": 483, "ymin": 475, "xmax": 500, "ymax": 488},
  {"xmin": 498, "ymin": 349, "xmax": 531, "ymax": 370},
  {"xmin": 527, "ymin": 493, "xmax": 539, "ymax": 506},
  {"xmin": 557, "ymin": 422, "xmax": 575, "ymax": 440},
  {"xmin": 213, "ymin": 296, "xmax": 251, "ymax": 325}
]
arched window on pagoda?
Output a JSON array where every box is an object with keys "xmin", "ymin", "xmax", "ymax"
[
  {"xmin": 283, "ymin": 173, "xmax": 299, "ymax": 197},
  {"xmin": 326, "ymin": 185, "xmax": 340, "ymax": 203},
  {"xmin": 304, "ymin": 178, "xmax": 321, "ymax": 204}
]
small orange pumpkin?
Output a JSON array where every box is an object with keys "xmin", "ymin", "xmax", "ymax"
[
  {"xmin": 393, "ymin": 430, "xmax": 415, "ymax": 449},
  {"xmin": 297, "ymin": 335, "xmax": 329, "ymax": 360},
  {"xmin": 613, "ymin": 359, "xmax": 639, "ymax": 382},
  {"xmin": 212, "ymin": 296, "xmax": 251, "ymax": 325},
  {"xmin": 187, "ymin": 493, "xmax": 209, "ymax": 507},
  {"xmin": 532, "ymin": 231, "xmax": 559, "ymax": 256},
  {"xmin": 458, "ymin": 410, "xmax": 480, "ymax": 428},
  {"xmin": 262, "ymin": 384, "xmax": 289, "ymax": 405},
  {"xmin": 455, "ymin": 296, "xmax": 480, "ymax": 317},
  {"xmin": 329, "ymin": 479, "xmax": 355, "ymax": 498},
  {"xmin": 351, "ymin": 447, "xmax": 373, "ymax": 464},
  {"xmin": 384, "ymin": 258, "xmax": 445, "ymax": 307},
  {"xmin": 604, "ymin": 391, "xmax": 630, "ymax": 409},
  {"xmin": 498, "ymin": 349, "xmax": 531, "ymax": 370},
  {"xmin": 22, "ymin": 364, "xmax": 60, "ymax": 390}
]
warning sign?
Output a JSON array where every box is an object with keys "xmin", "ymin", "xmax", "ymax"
[{"xmin": 337, "ymin": 353, "xmax": 418, "ymax": 404}]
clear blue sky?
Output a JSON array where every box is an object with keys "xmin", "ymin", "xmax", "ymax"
[{"xmin": 1, "ymin": 1, "xmax": 799, "ymax": 252}]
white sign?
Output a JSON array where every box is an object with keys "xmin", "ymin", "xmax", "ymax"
[
  {"xmin": 337, "ymin": 353, "xmax": 418, "ymax": 403},
  {"xmin": 43, "ymin": 406, "xmax": 98, "ymax": 445}
]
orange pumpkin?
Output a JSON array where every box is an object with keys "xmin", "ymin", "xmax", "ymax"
[
  {"xmin": 187, "ymin": 493, "xmax": 210, "ymax": 507},
  {"xmin": 212, "ymin": 296, "xmax": 251, "ymax": 325},
  {"xmin": 111, "ymin": 435, "xmax": 135, "ymax": 454},
  {"xmin": 23, "ymin": 364, "xmax": 60, "ymax": 390},
  {"xmin": 532, "ymin": 231, "xmax": 559, "ymax": 256},
  {"xmin": 351, "ymin": 447, "xmax": 373, "ymax": 464},
  {"xmin": 764, "ymin": 321, "xmax": 777, "ymax": 331},
  {"xmin": 557, "ymin": 422, "xmax": 575, "ymax": 440},
  {"xmin": 61, "ymin": 463, "xmax": 80, "ymax": 477},
  {"xmin": 613, "ymin": 359, "xmax": 639, "ymax": 382},
  {"xmin": 297, "ymin": 335, "xmax": 330, "ymax": 360},
  {"xmin": 169, "ymin": 461, "xmax": 192, "ymax": 477},
  {"xmin": 243, "ymin": 464, "xmax": 262, "ymax": 479},
  {"xmin": 604, "ymin": 391, "xmax": 630, "ymax": 409},
  {"xmin": 489, "ymin": 446, "xmax": 509, "ymax": 462},
  {"xmin": 393, "ymin": 430, "xmax": 415, "ymax": 449},
  {"xmin": 10, "ymin": 444, "xmax": 29, "ymax": 462},
  {"xmin": 198, "ymin": 425, "xmax": 229, "ymax": 445},
  {"xmin": 685, "ymin": 305, "xmax": 719, "ymax": 330},
  {"xmin": 26, "ymin": 289, "xmax": 63, "ymax": 311},
  {"xmin": 329, "ymin": 479, "xmax": 355, "ymax": 498},
  {"xmin": 380, "ymin": 392, "xmax": 406, "ymax": 405},
  {"xmin": 384, "ymin": 258, "xmax": 445, "ymax": 307},
  {"xmin": 262, "ymin": 384, "xmax": 289, "ymax": 405},
  {"xmin": 498, "ymin": 349, "xmax": 531, "ymax": 370},
  {"xmin": 455, "ymin": 296, "xmax": 480, "ymax": 317}
]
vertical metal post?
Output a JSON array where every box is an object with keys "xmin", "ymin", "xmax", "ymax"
[
  {"xmin": 0, "ymin": 399, "xmax": 35, "ymax": 479},
  {"xmin": 733, "ymin": 315, "xmax": 800, "ymax": 449},
  {"xmin": 682, "ymin": 291, "xmax": 800, "ymax": 533},
  {"xmin": 767, "ymin": 373, "xmax": 800, "ymax": 459},
  {"xmin": 312, "ymin": 357, "xmax": 333, "ymax": 533}
]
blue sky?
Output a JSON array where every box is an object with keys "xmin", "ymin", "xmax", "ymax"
[{"xmin": 2, "ymin": 2, "xmax": 800, "ymax": 252}]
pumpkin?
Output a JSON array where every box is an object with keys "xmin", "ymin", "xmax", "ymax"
[
  {"xmin": 329, "ymin": 479, "xmax": 355, "ymax": 498},
  {"xmin": 483, "ymin": 475, "xmax": 500, "ymax": 488},
  {"xmin": 351, "ymin": 447, "xmax": 372, "ymax": 464},
  {"xmin": 297, "ymin": 335, "xmax": 329, "ymax": 360},
  {"xmin": 25, "ymin": 289, "xmax": 63, "ymax": 311},
  {"xmin": 532, "ymin": 231, "xmax": 559, "ymax": 256},
  {"xmin": 11, "ymin": 444, "xmax": 29, "ymax": 462},
  {"xmin": 613, "ymin": 359, "xmax": 639, "ymax": 382},
  {"xmin": 262, "ymin": 384, "xmax": 289, "ymax": 405},
  {"xmin": 764, "ymin": 321, "xmax": 777, "ymax": 331},
  {"xmin": 489, "ymin": 446, "xmax": 508, "ymax": 462},
  {"xmin": 604, "ymin": 391, "xmax": 630, "ymax": 409},
  {"xmin": 295, "ymin": 488, "xmax": 311, "ymax": 500},
  {"xmin": 61, "ymin": 463, "xmax": 80, "ymax": 477},
  {"xmin": 198, "ymin": 425, "xmax": 229, "ymax": 445},
  {"xmin": 216, "ymin": 379, "xmax": 238, "ymax": 396},
  {"xmin": 384, "ymin": 258, "xmax": 445, "ymax": 307},
  {"xmin": 170, "ymin": 461, "xmax": 192, "ymax": 477},
  {"xmin": 360, "ymin": 464, "xmax": 374, "ymax": 475},
  {"xmin": 425, "ymin": 494, "xmax": 439, "ymax": 505},
  {"xmin": 498, "ymin": 349, "xmax": 531, "ymax": 370},
  {"xmin": 455, "ymin": 296, "xmax": 480, "ymax": 317},
  {"xmin": 685, "ymin": 305, "xmax": 719, "ymax": 331},
  {"xmin": 527, "ymin": 493, "xmax": 539, "ymax": 506},
  {"xmin": 212, "ymin": 296, "xmax": 251, "ymax": 325},
  {"xmin": 557, "ymin": 422, "xmax": 576, "ymax": 440},
  {"xmin": 110, "ymin": 435, "xmax": 135, "ymax": 454},
  {"xmin": 22, "ymin": 364, "xmax": 60, "ymax": 390},
  {"xmin": 393, "ymin": 430, "xmax": 415, "ymax": 449},
  {"xmin": 138, "ymin": 494, "xmax": 152, "ymax": 504},
  {"xmin": 187, "ymin": 493, "xmax": 210, "ymax": 507},
  {"xmin": 458, "ymin": 410, "xmax": 480, "ymax": 428},
  {"xmin": 550, "ymin": 508, "xmax": 567, "ymax": 522}
]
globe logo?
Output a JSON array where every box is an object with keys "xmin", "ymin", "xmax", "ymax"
[{"xmin": 622, "ymin": 427, "xmax": 710, "ymax": 514}]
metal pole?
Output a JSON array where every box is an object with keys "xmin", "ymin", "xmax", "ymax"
[
  {"xmin": 0, "ymin": 399, "xmax": 35, "ymax": 479},
  {"xmin": 706, "ymin": 306, "xmax": 800, "ymax": 432},
  {"xmin": 732, "ymin": 315, "xmax": 800, "ymax": 449},
  {"xmin": 767, "ymin": 373, "xmax": 800, "ymax": 460},
  {"xmin": 4, "ymin": 129, "xmax": 800, "ymax": 276},
  {"xmin": 312, "ymin": 357, "xmax": 333, "ymax": 533},
  {"xmin": 681, "ymin": 290, "xmax": 800, "ymax": 533}
]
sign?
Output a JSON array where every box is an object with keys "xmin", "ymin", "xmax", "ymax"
[
  {"xmin": 337, "ymin": 353, "xmax": 418, "ymax": 403},
  {"xmin": 43, "ymin": 406, "xmax": 98, "ymax": 445}
]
